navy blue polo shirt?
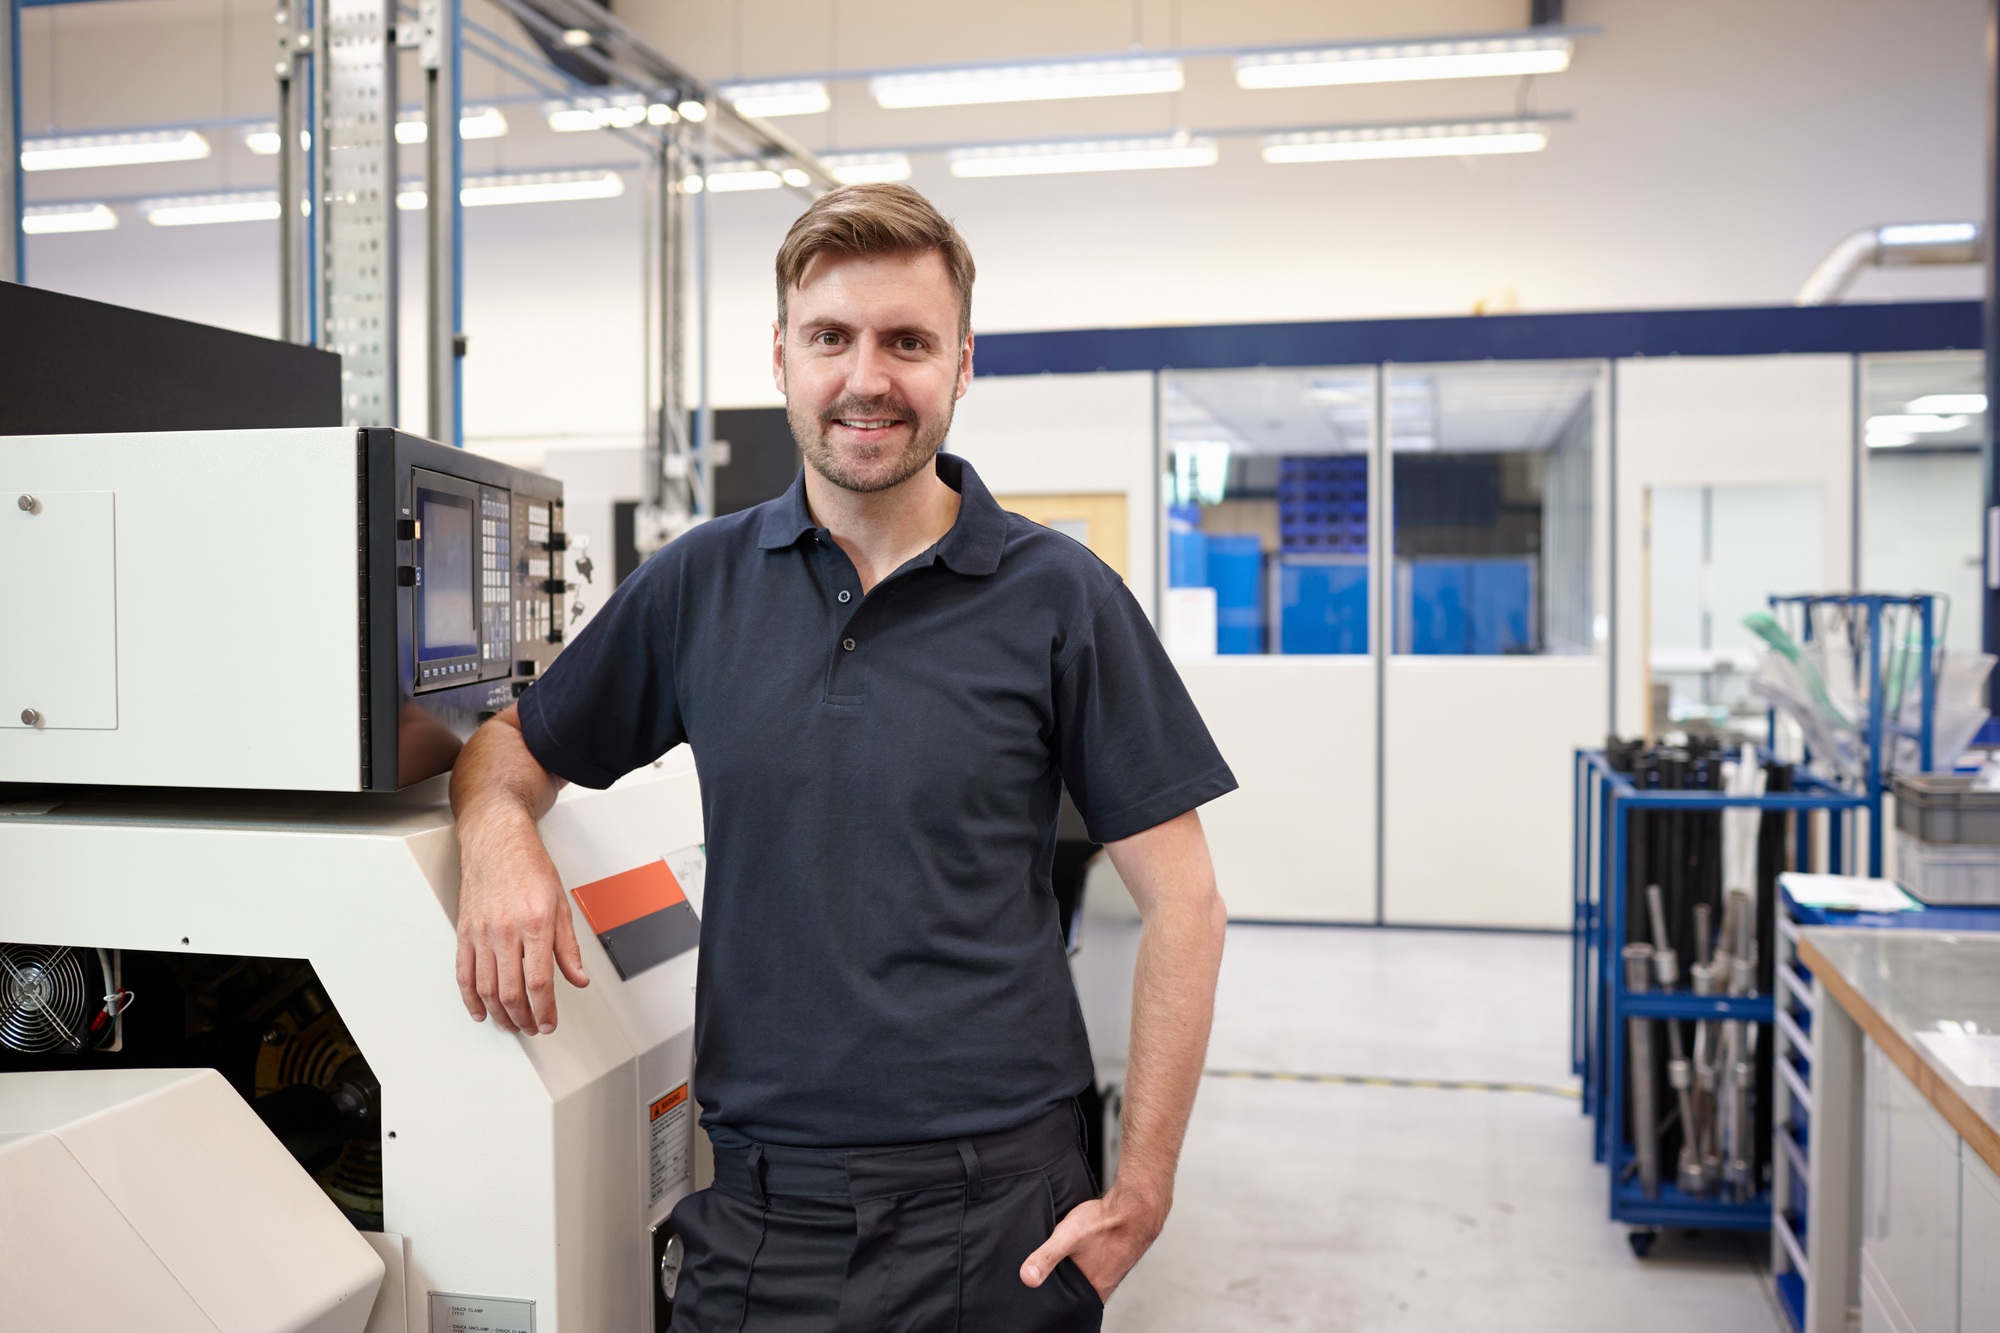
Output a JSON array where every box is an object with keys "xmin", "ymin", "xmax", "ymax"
[{"xmin": 519, "ymin": 453, "xmax": 1235, "ymax": 1147}]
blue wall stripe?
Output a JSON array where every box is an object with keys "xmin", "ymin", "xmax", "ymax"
[{"xmin": 971, "ymin": 301, "xmax": 1982, "ymax": 377}]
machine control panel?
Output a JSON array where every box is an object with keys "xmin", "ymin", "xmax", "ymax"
[{"xmin": 411, "ymin": 469, "xmax": 517, "ymax": 693}]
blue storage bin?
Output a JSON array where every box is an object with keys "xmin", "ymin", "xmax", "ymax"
[
  {"xmin": 1279, "ymin": 558, "xmax": 1368, "ymax": 655},
  {"xmin": 1168, "ymin": 529, "xmax": 1209, "ymax": 589},
  {"xmin": 1400, "ymin": 557, "xmax": 1536, "ymax": 655},
  {"xmin": 1205, "ymin": 534, "xmax": 1265, "ymax": 655}
]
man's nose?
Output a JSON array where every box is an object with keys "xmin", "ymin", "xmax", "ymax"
[{"xmin": 847, "ymin": 339, "xmax": 895, "ymax": 398}]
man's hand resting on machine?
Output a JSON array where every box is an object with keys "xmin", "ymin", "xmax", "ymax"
[{"xmin": 449, "ymin": 706, "xmax": 586, "ymax": 1035}]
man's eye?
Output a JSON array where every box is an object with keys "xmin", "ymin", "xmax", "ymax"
[
  {"xmin": 898, "ymin": 338, "xmax": 923, "ymax": 352},
  {"xmin": 814, "ymin": 331, "xmax": 841, "ymax": 346}
]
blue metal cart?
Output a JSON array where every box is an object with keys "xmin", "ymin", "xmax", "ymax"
[{"xmin": 1573, "ymin": 751, "xmax": 1866, "ymax": 1245}]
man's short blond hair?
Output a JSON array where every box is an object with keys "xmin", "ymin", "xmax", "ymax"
[{"xmin": 775, "ymin": 183, "xmax": 976, "ymax": 340}]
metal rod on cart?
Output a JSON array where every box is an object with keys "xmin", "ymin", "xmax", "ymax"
[{"xmin": 1623, "ymin": 944, "xmax": 1662, "ymax": 1199}]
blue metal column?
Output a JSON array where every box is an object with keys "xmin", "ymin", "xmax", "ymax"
[{"xmin": 1986, "ymin": 0, "xmax": 2000, "ymax": 702}]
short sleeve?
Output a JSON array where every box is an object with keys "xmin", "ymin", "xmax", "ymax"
[
  {"xmin": 516, "ymin": 550, "xmax": 686, "ymax": 789},
  {"xmin": 1053, "ymin": 581, "xmax": 1237, "ymax": 843}
]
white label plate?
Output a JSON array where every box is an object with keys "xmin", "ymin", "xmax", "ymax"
[{"xmin": 428, "ymin": 1292, "xmax": 534, "ymax": 1333}]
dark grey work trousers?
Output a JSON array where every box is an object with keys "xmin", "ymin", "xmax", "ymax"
[{"xmin": 665, "ymin": 1104, "xmax": 1106, "ymax": 1332}]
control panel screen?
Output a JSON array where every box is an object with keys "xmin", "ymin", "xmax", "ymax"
[{"xmin": 417, "ymin": 487, "xmax": 477, "ymax": 661}]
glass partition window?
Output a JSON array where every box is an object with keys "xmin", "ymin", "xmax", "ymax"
[
  {"xmin": 1162, "ymin": 368, "xmax": 1374, "ymax": 655},
  {"xmin": 1386, "ymin": 361, "xmax": 1600, "ymax": 657},
  {"xmin": 1861, "ymin": 351, "xmax": 1983, "ymax": 654}
]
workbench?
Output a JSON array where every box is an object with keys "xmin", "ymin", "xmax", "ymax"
[{"xmin": 1793, "ymin": 929, "xmax": 2000, "ymax": 1333}]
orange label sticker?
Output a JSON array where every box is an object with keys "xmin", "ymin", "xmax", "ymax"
[
  {"xmin": 571, "ymin": 860, "xmax": 686, "ymax": 935},
  {"xmin": 651, "ymin": 1083, "xmax": 689, "ymax": 1122}
]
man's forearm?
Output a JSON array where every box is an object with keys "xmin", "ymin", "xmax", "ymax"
[
  {"xmin": 1101, "ymin": 812, "xmax": 1228, "ymax": 1222},
  {"xmin": 450, "ymin": 708, "xmax": 561, "ymax": 834},
  {"xmin": 1110, "ymin": 887, "xmax": 1226, "ymax": 1213}
]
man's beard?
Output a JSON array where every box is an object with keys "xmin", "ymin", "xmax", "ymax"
[{"xmin": 789, "ymin": 390, "xmax": 954, "ymax": 495}]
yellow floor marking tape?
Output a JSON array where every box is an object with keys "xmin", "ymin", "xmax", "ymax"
[{"xmin": 1202, "ymin": 1068, "xmax": 1581, "ymax": 1100}]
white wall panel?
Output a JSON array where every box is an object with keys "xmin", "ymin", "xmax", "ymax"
[
  {"xmin": 1382, "ymin": 657, "xmax": 1608, "ymax": 928},
  {"xmin": 1176, "ymin": 658, "xmax": 1376, "ymax": 923},
  {"xmin": 1615, "ymin": 355, "xmax": 1856, "ymax": 737},
  {"xmin": 944, "ymin": 371, "xmax": 1158, "ymax": 616}
]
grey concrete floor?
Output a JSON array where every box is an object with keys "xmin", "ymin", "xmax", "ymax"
[{"xmin": 1104, "ymin": 925, "xmax": 1785, "ymax": 1332}]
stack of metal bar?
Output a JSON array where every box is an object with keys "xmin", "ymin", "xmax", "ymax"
[{"xmin": 1605, "ymin": 738, "xmax": 1793, "ymax": 1201}]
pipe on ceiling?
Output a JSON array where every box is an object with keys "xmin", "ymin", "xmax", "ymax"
[{"xmin": 1795, "ymin": 222, "xmax": 1985, "ymax": 305}]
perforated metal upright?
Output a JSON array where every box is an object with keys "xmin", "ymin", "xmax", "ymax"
[{"xmin": 277, "ymin": 0, "xmax": 399, "ymax": 431}]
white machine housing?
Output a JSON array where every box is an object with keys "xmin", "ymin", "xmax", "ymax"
[
  {"xmin": 0, "ymin": 1065, "xmax": 386, "ymax": 1333},
  {"xmin": 0, "ymin": 426, "xmax": 566, "ymax": 792},
  {"xmin": 0, "ymin": 758, "xmax": 705, "ymax": 1332}
]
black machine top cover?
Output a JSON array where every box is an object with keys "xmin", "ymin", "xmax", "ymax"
[{"xmin": 0, "ymin": 281, "xmax": 339, "ymax": 435}]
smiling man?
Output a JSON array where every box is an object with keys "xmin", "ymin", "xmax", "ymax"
[{"xmin": 448, "ymin": 184, "xmax": 1234, "ymax": 1330}]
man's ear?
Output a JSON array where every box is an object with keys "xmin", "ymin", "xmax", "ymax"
[
  {"xmin": 772, "ymin": 319, "xmax": 787, "ymax": 394},
  {"xmin": 955, "ymin": 331, "xmax": 975, "ymax": 401}
]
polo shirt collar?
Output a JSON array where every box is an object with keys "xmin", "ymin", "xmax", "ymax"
[{"xmin": 756, "ymin": 452, "xmax": 1007, "ymax": 578}]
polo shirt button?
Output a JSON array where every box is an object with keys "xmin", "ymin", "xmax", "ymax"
[
  {"xmin": 838, "ymin": 590, "xmax": 851, "ymax": 603},
  {"xmin": 842, "ymin": 638, "xmax": 856, "ymax": 651}
]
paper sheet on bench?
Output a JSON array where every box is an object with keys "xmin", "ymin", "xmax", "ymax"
[
  {"xmin": 1780, "ymin": 873, "xmax": 1919, "ymax": 913},
  {"xmin": 1917, "ymin": 1031, "xmax": 2000, "ymax": 1088}
]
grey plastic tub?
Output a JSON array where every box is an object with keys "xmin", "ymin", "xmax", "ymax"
[{"xmin": 1892, "ymin": 774, "xmax": 2000, "ymax": 846}]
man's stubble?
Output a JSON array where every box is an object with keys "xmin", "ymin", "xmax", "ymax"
[{"xmin": 786, "ymin": 375, "xmax": 957, "ymax": 496}]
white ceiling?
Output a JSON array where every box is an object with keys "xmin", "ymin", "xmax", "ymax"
[{"xmin": 1166, "ymin": 360, "xmax": 1599, "ymax": 456}]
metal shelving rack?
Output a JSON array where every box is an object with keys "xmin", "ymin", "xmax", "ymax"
[
  {"xmin": 1573, "ymin": 752, "xmax": 1864, "ymax": 1245},
  {"xmin": 1763, "ymin": 593, "xmax": 1939, "ymax": 877},
  {"xmin": 1575, "ymin": 594, "xmax": 1947, "ymax": 1259}
]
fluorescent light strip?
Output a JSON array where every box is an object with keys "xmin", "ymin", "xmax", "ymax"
[
  {"xmin": 395, "ymin": 170, "xmax": 626, "ymax": 210},
  {"xmin": 1263, "ymin": 121, "xmax": 1548, "ymax": 163},
  {"xmin": 874, "ymin": 58, "xmax": 1182, "ymax": 109},
  {"xmin": 144, "ymin": 192, "xmax": 280, "ymax": 226},
  {"xmin": 1907, "ymin": 394, "xmax": 1987, "ymax": 414},
  {"xmin": 548, "ymin": 100, "xmax": 652, "ymax": 132},
  {"xmin": 23, "ymin": 129, "xmax": 211, "ymax": 172},
  {"xmin": 1865, "ymin": 413, "xmax": 1969, "ymax": 434},
  {"xmin": 23, "ymin": 203, "xmax": 117, "ymax": 234},
  {"xmin": 950, "ymin": 136, "xmax": 1217, "ymax": 178},
  {"xmin": 721, "ymin": 81, "xmax": 830, "ymax": 118},
  {"xmin": 704, "ymin": 164, "xmax": 783, "ymax": 192},
  {"xmin": 1880, "ymin": 222, "xmax": 1977, "ymax": 247},
  {"xmin": 395, "ymin": 107, "xmax": 509, "ymax": 144},
  {"xmin": 1237, "ymin": 35, "xmax": 1571, "ymax": 89},
  {"xmin": 820, "ymin": 152, "xmax": 912, "ymax": 184}
]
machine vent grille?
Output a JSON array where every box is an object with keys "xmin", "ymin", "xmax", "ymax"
[{"xmin": 0, "ymin": 943, "xmax": 93, "ymax": 1054}]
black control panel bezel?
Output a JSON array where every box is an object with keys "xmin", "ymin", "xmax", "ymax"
[{"xmin": 362, "ymin": 429, "xmax": 565, "ymax": 790}]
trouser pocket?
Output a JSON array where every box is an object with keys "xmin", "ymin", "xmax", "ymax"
[
  {"xmin": 664, "ymin": 1187, "xmax": 755, "ymax": 1333},
  {"xmin": 956, "ymin": 1153, "xmax": 1105, "ymax": 1333}
]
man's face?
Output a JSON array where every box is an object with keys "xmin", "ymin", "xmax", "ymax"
[{"xmin": 774, "ymin": 249, "xmax": 973, "ymax": 495}]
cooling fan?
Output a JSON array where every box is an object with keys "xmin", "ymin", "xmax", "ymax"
[{"xmin": 0, "ymin": 943, "xmax": 125, "ymax": 1054}]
